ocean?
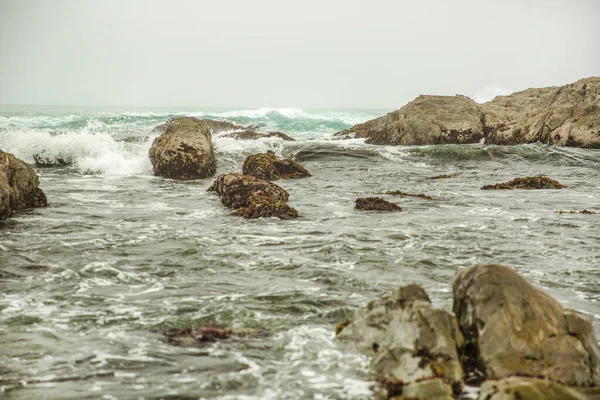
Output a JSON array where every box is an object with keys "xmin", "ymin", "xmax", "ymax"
[{"xmin": 1, "ymin": 106, "xmax": 599, "ymax": 399}]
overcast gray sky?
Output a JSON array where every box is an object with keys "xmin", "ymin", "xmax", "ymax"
[{"xmin": 0, "ymin": 0, "xmax": 598, "ymax": 108}]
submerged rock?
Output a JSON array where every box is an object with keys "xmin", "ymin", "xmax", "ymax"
[
  {"xmin": 453, "ymin": 264, "xmax": 600, "ymax": 387},
  {"xmin": 481, "ymin": 176, "xmax": 565, "ymax": 190},
  {"xmin": 428, "ymin": 173, "xmax": 458, "ymax": 180},
  {"xmin": 149, "ymin": 116, "xmax": 216, "ymax": 180},
  {"xmin": 383, "ymin": 191, "xmax": 437, "ymax": 200},
  {"xmin": 478, "ymin": 377, "xmax": 589, "ymax": 400},
  {"xmin": 33, "ymin": 152, "xmax": 73, "ymax": 168},
  {"xmin": 337, "ymin": 77, "xmax": 600, "ymax": 148},
  {"xmin": 208, "ymin": 173, "xmax": 300, "ymax": 219},
  {"xmin": 223, "ymin": 130, "xmax": 295, "ymax": 141},
  {"xmin": 355, "ymin": 197, "xmax": 402, "ymax": 212},
  {"xmin": 338, "ymin": 284, "xmax": 464, "ymax": 399},
  {"xmin": 242, "ymin": 151, "xmax": 311, "ymax": 180},
  {"xmin": 0, "ymin": 149, "xmax": 49, "ymax": 219}
]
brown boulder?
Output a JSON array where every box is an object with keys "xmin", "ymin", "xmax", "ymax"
[
  {"xmin": 337, "ymin": 77, "xmax": 600, "ymax": 148},
  {"xmin": 149, "ymin": 117, "xmax": 216, "ymax": 179},
  {"xmin": 223, "ymin": 130, "xmax": 295, "ymax": 141},
  {"xmin": 208, "ymin": 173, "xmax": 300, "ymax": 219},
  {"xmin": 481, "ymin": 176, "xmax": 565, "ymax": 190},
  {"xmin": 338, "ymin": 284, "xmax": 464, "ymax": 400},
  {"xmin": 453, "ymin": 265, "xmax": 600, "ymax": 387},
  {"xmin": 355, "ymin": 197, "xmax": 402, "ymax": 212},
  {"xmin": 0, "ymin": 150, "xmax": 48, "ymax": 219},
  {"xmin": 242, "ymin": 151, "xmax": 311, "ymax": 181}
]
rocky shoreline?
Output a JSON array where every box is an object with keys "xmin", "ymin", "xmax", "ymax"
[{"xmin": 336, "ymin": 77, "xmax": 600, "ymax": 148}]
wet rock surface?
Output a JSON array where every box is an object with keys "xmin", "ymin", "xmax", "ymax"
[
  {"xmin": 481, "ymin": 176, "xmax": 566, "ymax": 190},
  {"xmin": 337, "ymin": 284, "xmax": 464, "ymax": 400},
  {"xmin": 382, "ymin": 191, "xmax": 437, "ymax": 200},
  {"xmin": 149, "ymin": 116, "xmax": 217, "ymax": 180},
  {"xmin": 242, "ymin": 151, "xmax": 311, "ymax": 181},
  {"xmin": 223, "ymin": 130, "xmax": 295, "ymax": 141},
  {"xmin": 355, "ymin": 197, "xmax": 402, "ymax": 212},
  {"xmin": 0, "ymin": 149, "xmax": 48, "ymax": 220},
  {"xmin": 478, "ymin": 377, "xmax": 590, "ymax": 400},
  {"xmin": 337, "ymin": 77, "xmax": 600, "ymax": 148},
  {"xmin": 208, "ymin": 173, "xmax": 300, "ymax": 219},
  {"xmin": 453, "ymin": 264, "xmax": 600, "ymax": 387}
]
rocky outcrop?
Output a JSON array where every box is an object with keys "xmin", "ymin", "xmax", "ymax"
[
  {"xmin": 481, "ymin": 176, "xmax": 566, "ymax": 190},
  {"xmin": 242, "ymin": 151, "xmax": 311, "ymax": 180},
  {"xmin": 149, "ymin": 117, "xmax": 216, "ymax": 179},
  {"xmin": 208, "ymin": 173, "xmax": 300, "ymax": 219},
  {"xmin": 1, "ymin": 150, "xmax": 48, "ymax": 219},
  {"xmin": 223, "ymin": 130, "xmax": 295, "ymax": 141},
  {"xmin": 453, "ymin": 264, "xmax": 600, "ymax": 387},
  {"xmin": 337, "ymin": 77, "xmax": 600, "ymax": 148},
  {"xmin": 355, "ymin": 197, "xmax": 402, "ymax": 212},
  {"xmin": 337, "ymin": 284, "xmax": 464, "ymax": 399}
]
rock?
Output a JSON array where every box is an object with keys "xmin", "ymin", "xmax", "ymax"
[
  {"xmin": 337, "ymin": 95, "xmax": 485, "ymax": 145},
  {"xmin": 242, "ymin": 151, "xmax": 311, "ymax": 180},
  {"xmin": 382, "ymin": 191, "xmax": 437, "ymax": 200},
  {"xmin": 153, "ymin": 118, "xmax": 244, "ymax": 135},
  {"xmin": 478, "ymin": 377, "xmax": 589, "ymax": 400},
  {"xmin": 0, "ymin": 149, "xmax": 49, "ymax": 219},
  {"xmin": 337, "ymin": 77, "xmax": 600, "ymax": 148},
  {"xmin": 149, "ymin": 116, "xmax": 216, "ymax": 179},
  {"xmin": 33, "ymin": 152, "xmax": 73, "ymax": 168},
  {"xmin": 355, "ymin": 197, "xmax": 402, "ymax": 212},
  {"xmin": 481, "ymin": 176, "xmax": 565, "ymax": 190},
  {"xmin": 453, "ymin": 265, "xmax": 600, "ymax": 387},
  {"xmin": 428, "ymin": 174, "xmax": 458, "ymax": 180},
  {"xmin": 223, "ymin": 130, "xmax": 295, "ymax": 141},
  {"xmin": 208, "ymin": 173, "xmax": 300, "ymax": 219},
  {"xmin": 338, "ymin": 284, "xmax": 464, "ymax": 399}
]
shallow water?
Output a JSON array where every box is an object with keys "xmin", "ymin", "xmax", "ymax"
[{"xmin": 1, "ymin": 107, "xmax": 599, "ymax": 399}]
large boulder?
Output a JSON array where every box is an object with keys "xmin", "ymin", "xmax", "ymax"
[
  {"xmin": 208, "ymin": 173, "xmax": 300, "ymax": 219},
  {"xmin": 453, "ymin": 265, "xmax": 600, "ymax": 387},
  {"xmin": 149, "ymin": 117, "xmax": 216, "ymax": 179},
  {"xmin": 242, "ymin": 151, "xmax": 311, "ymax": 181},
  {"xmin": 337, "ymin": 284, "xmax": 464, "ymax": 399},
  {"xmin": 337, "ymin": 77, "xmax": 600, "ymax": 148},
  {"xmin": 337, "ymin": 95, "xmax": 485, "ymax": 145},
  {"xmin": 0, "ymin": 150, "xmax": 48, "ymax": 219}
]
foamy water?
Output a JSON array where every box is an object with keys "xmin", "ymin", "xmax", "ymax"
[{"xmin": 1, "ymin": 106, "xmax": 599, "ymax": 399}]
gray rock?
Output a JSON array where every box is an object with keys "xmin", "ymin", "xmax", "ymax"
[
  {"xmin": 337, "ymin": 284, "xmax": 464, "ymax": 399},
  {"xmin": 453, "ymin": 264, "xmax": 600, "ymax": 387},
  {"xmin": 0, "ymin": 149, "xmax": 48, "ymax": 219},
  {"xmin": 149, "ymin": 116, "xmax": 216, "ymax": 179}
]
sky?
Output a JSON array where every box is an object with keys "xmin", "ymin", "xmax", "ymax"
[{"xmin": 0, "ymin": 0, "xmax": 598, "ymax": 109}]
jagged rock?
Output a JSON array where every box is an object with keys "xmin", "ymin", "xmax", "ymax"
[
  {"xmin": 33, "ymin": 152, "xmax": 73, "ymax": 168},
  {"xmin": 338, "ymin": 284, "xmax": 464, "ymax": 400},
  {"xmin": 337, "ymin": 77, "xmax": 600, "ymax": 148},
  {"xmin": 337, "ymin": 95, "xmax": 485, "ymax": 145},
  {"xmin": 242, "ymin": 151, "xmax": 311, "ymax": 180},
  {"xmin": 478, "ymin": 377, "xmax": 589, "ymax": 400},
  {"xmin": 149, "ymin": 116, "xmax": 216, "ymax": 179},
  {"xmin": 355, "ymin": 197, "xmax": 402, "ymax": 212},
  {"xmin": 453, "ymin": 265, "xmax": 600, "ymax": 387},
  {"xmin": 208, "ymin": 173, "xmax": 300, "ymax": 219},
  {"xmin": 481, "ymin": 176, "xmax": 565, "ymax": 190},
  {"xmin": 0, "ymin": 150, "xmax": 48, "ymax": 219},
  {"xmin": 223, "ymin": 130, "xmax": 295, "ymax": 141}
]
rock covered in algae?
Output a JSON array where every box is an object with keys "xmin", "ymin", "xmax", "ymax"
[
  {"xmin": 1, "ymin": 149, "xmax": 48, "ymax": 220},
  {"xmin": 478, "ymin": 377, "xmax": 590, "ymax": 400},
  {"xmin": 355, "ymin": 197, "xmax": 402, "ymax": 212},
  {"xmin": 208, "ymin": 173, "xmax": 300, "ymax": 219},
  {"xmin": 453, "ymin": 264, "xmax": 600, "ymax": 387},
  {"xmin": 481, "ymin": 176, "xmax": 565, "ymax": 190},
  {"xmin": 149, "ymin": 116, "xmax": 216, "ymax": 180},
  {"xmin": 338, "ymin": 284, "xmax": 464, "ymax": 400},
  {"xmin": 242, "ymin": 151, "xmax": 311, "ymax": 181},
  {"xmin": 223, "ymin": 130, "xmax": 295, "ymax": 141}
]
